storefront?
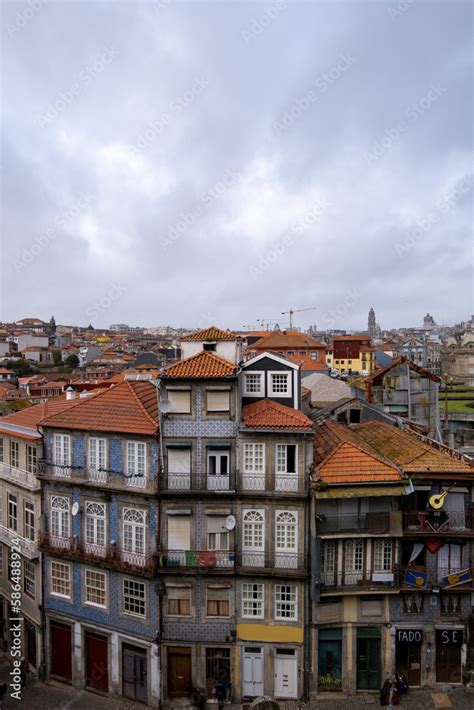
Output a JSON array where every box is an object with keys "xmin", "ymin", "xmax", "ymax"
[{"xmin": 395, "ymin": 628, "xmax": 422, "ymax": 686}]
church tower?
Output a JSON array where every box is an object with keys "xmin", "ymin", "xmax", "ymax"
[{"xmin": 368, "ymin": 307, "xmax": 376, "ymax": 338}]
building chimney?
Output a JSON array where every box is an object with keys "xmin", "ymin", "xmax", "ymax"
[{"xmin": 66, "ymin": 386, "xmax": 75, "ymax": 400}]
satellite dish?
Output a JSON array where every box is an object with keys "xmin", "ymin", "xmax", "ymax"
[
  {"xmin": 159, "ymin": 399, "xmax": 172, "ymax": 413},
  {"xmin": 71, "ymin": 502, "xmax": 80, "ymax": 516},
  {"xmin": 225, "ymin": 515, "xmax": 236, "ymax": 530}
]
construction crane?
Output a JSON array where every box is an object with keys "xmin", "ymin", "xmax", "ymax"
[{"xmin": 281, "ymin": 307, "xmax": 317, "ymax": 330}]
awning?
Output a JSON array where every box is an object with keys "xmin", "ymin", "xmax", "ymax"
[{"xmin": 316, "ymin": 484, "xmax": 411, "ymax": 499}]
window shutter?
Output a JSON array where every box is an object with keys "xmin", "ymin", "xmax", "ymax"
[
  {"xmin": 168, "ymin": 517, "xmax": 191, "ymax": 550},
  {"xmin": 168, "ymin": 448, "xmax": 191, "ymax": 473},
  {"xmin": 206, "ymin": 516, "xmax": 226, "ymax": 534},
  {"xmin": 168, "ymin": 390, "xmax": 191, "ymax": 413},
  {"xmin": 206, "ymin": 390, "xmax": 230, "ymax": 412}
]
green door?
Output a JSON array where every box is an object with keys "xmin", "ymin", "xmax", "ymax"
[{"xmin": 357, "ymin": 632, "xmax": 381, "ymax": 690}]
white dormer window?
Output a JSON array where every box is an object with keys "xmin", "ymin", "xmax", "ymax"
[
  {"xmin": 268, "ymin": 372, "xmax": 291, "ymax": 397},
  {"xmin": 243, "ymin": 372, "xmax": 264, "ymax": 397}
]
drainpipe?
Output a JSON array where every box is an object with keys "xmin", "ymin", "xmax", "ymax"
[
  {"xmin": 303, "ymin": 436, "xmax": 312, "ymax": 701},
  {"xmin": 406, "ymin": 362, "xmax": 412, "ymax": 421}
]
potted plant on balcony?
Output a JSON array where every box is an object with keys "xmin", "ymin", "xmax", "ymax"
[{"xmin": 318, "ymin": 673, "xmax": 342, "ymax": 692}]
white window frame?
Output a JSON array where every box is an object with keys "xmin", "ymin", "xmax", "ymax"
[
  {"xmin": 23, "ymin": 560, "xmax": 35, "ymax": 599},
  {"xmin": 123, "ymin": 508, "xmax": 146, "ymax": 556},
  {"xmin": 88, "ymin": 436, "xmax": 107, "ymax": 481},
  {"xmin": 10, "ymin": 441, "xmax": 19, "ymax": 469},
  {"xmin": 53, "ymin": 433, "xmax": 71, "ymax": 466},
  {"xmin": 275, "ymin": 510, "xmax": 298, "ymax": 568},
  {"xmin": 50, "ymin": 495, "xmax": 71, "ymax": 540},
  {"xmin": 125, "ymin": 441, "xmax": 147, "ymax": 488},
  {"xmin": 242, "ymin": 582, "xmax": 264, "ymax": 618},
  {"xmin": 321, "ymin": 539, "xmax": 336, "ymax": 585},
  {"xmin": 275, "ymin": 444, "xmax": 298, "ymax": 474},
  {"xmin": 50, "ymin": 560, "xmax": 71, "ymax": 599},
  {"xmin": 268, "ymin": 371, "xmax": 292, "ymax": 398},
  {"xmin": 242, "ymin": 509, "xmax": 265, "ymax": 567},
  {"xmin": 7, "ymin": 493, "xmax": 17, "ymax": 531},
  {"xmin": 123, "ymin": 578, "xmax": 146, "ymax": 617},
  {"xmin": 275, "ymin": 584, "xmax": 297, "ymax": 621},
  {"xmin": 85, "ymin": 501, "xmax": 106, "ymax": 548},
  {"xmin": 243, "ymin": 371, "xmax": 264, "ymax": 397},
  {"xmin": 24, "ymin": 500, "xmax": 35, "ymax": 541},
  {"xmin": 85, "ymin": 568, "xmax": 107, "ymax": 608},
  {"xmin": 373, "ymin": 539, "xmax": 393, "ymax": 572},
  {"xmin": 26, "ymin": 445, "xmax": 37, "ymax": 474}
]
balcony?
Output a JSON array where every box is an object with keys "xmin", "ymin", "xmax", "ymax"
[
  {"xmin": 160, "ymin": 472, "xmax": 234, "ymax": 493},
  {"xmin": 159, "ymin": 549, "xmax": 235, "ymax": 570},
  {"xmin": 236, "ymin": 551, "xmax": 306, "ymax": 575},
  {"xmin": 275, "ymin": 473, "xmax": 299, "ymax": 492},
  {"xmin": 403, "ymin": 510, "xmax": 474, "ymax": 536},
  {"xmin": 318, "ymin": 512, "xmax": 392, "ymax": 535},
  {"xmin": 37, "ymin": 462, "xmax": 158, "ymax": 493},
  {"xmin": 39, "ymin": 532, "xmax": 156, "ymax": 576},
  {"xmin": 241, "ymin": 473, "xmax": 265, "ymax": 491},
  {"xmin": 321, "ymin": 567, "xmax": 398, "ymax": 590},
  {"xmin": 0, "ymin": 462, "xmax": 40, "ymax": 491},
  {"xmin": 0, "ymin": 525, "xmax": 39, "ymax": 559}
]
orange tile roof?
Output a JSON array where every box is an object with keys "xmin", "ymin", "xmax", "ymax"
[
  {"xmin": 0, "ymin": 397, "xmax": 85, "ymax": 438},
  {"xmin": 242, "ymin": 399, "xmax": 312, "ymax": 431},
  {"xmin": 313, "ymin": 419, "xmax": 402, "ymax": 484},
  {"xmin": 353, "ymin": 421, "xmax": 473, "ymax": 474},
  {"xmin": 181, "ymin": 326, "xmax": 238, "ymax": 341},
  {"xmin": 40, "ymin": 380, "xmax": 159, "ymax": 435},
  {"xmin": 163, "ymin": 351, "xmax": 238, "ymax": 378}
]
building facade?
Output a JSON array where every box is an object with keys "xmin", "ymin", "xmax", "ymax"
[{"xmin": 37, "ymin": 381, "xmax": 161, "ymax": 707}]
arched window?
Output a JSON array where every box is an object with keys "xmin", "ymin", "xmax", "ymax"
[
  {"xmin": 243, "ymin": 510, "xmax": 264, "ymax": 550},
  {"xmin": 275, "ymin": 511, "xmax": 297, "ymax": 551},
  {"xmin": 85, "ymin": 501, "xmax": 106, "ymax": 546},
  {"xmin": 123, "ymin": 508, "xmax": 146, "ymax": 554},
  {"xmin": 51, "ymin": 496, "xmax": 70, "ymax": 538}
]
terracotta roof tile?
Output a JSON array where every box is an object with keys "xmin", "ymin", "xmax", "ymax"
[
  {"xmin": 242, "ymin": 399, "xmax": 312, "ymax": 430},
  {"xmin": 181, "ymin": 326, "xmax": 238, "ymax": 341},
  {"xmin": 39, "ymin": 381, "xmax": 159, "ymax": 435},
  {"xmin": 252, "ymin": 332, "xmax": 327, "ymax": 349},
  {"xmin": 163, "ymin": 351, "xmax": 238, "ymax": 378},
  {"xmin": 313, "ymin": 420, "xmax": 402, "ymax": 484},
  {"xmin": 0, "ymin": 397, "xmax": 85, "ymax": 438},
  {"xmin": 353, "ymin": 421, "xmax": 473, "ymax": 474}
]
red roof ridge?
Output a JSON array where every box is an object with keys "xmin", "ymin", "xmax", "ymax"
[
  {"xmin": 242, "ymin": 398, "xmax": 312, "ymax": 430},
  {"xmin": 164, "ymin": 350, "xmax": 238, "ymax": 378},
  {"xmin": 126, "ymin": 380, "xmax": 159, "ymax": 428},
  {"xmin": 181, "ymin": 326, "xmax": 238, "ymax": 341}
]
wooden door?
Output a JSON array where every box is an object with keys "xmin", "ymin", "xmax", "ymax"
[
  {"xmin": 168, "ymin": 647, "xmax": 192, "ymax": 698},
  {"xmin": 436, "ymin": 643, "xmax": 461, "ymax": 683},
  {"xmin": 243, "ymin": 647, "xmax": 264, "ymax": 698},
  {"xmin": 357, "ymin": 637, "xmax": 381, "ymax": 690},
  {"xmin": 25, "ymin": 620, "xmax": 37, "ymax": 669},
  {"xmin": 122, "ymin": 644, "xmax": 147, "ymax": 704},
  {"xmin": 85, "ymin": 630, "xmax": 108, "ymax": 692},
  {"xmin": 274, "ymin": 651, "xmax": 297, "ymax": 698},
  {"xmin": 50, "ymin": 621, "xmax": 72, "ymax": 681},
  {"xmin": 396, "ymin": 640, "xmax": 421, "ymax": 686}
]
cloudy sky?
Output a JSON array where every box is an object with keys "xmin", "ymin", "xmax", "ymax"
[{"xmin": 2, "ymin": 0, "xmax": 472, "ymax": 332}]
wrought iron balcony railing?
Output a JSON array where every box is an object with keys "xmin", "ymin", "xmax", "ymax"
[
  {"xmin": 161, "ymin": 472, "xmax": 235, "ymax": 493},
  {"xmin": 37, "ymin": 462, "xmax": 158, "ymax": 492},
  {"xmin": 317, "ymin": 512, "xmax": 391, "ymax": 535},
  {"xmin": 39, "ymin": 532, "xmax": 156, "ymax": 576},
  {"xmin": 159, "ymin": 548, "xmax": 235, "ymax": 570},
  {"xmin": 320, "ymin": 566, "xmax": 399, "ymax": 589},
  {"xmin": 403, "ymin": 510, "xmax": 473, "ymax": 535},
  {"xmin": 236, "ymin": 551, "xmax": 306, "ymax": 574}
]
